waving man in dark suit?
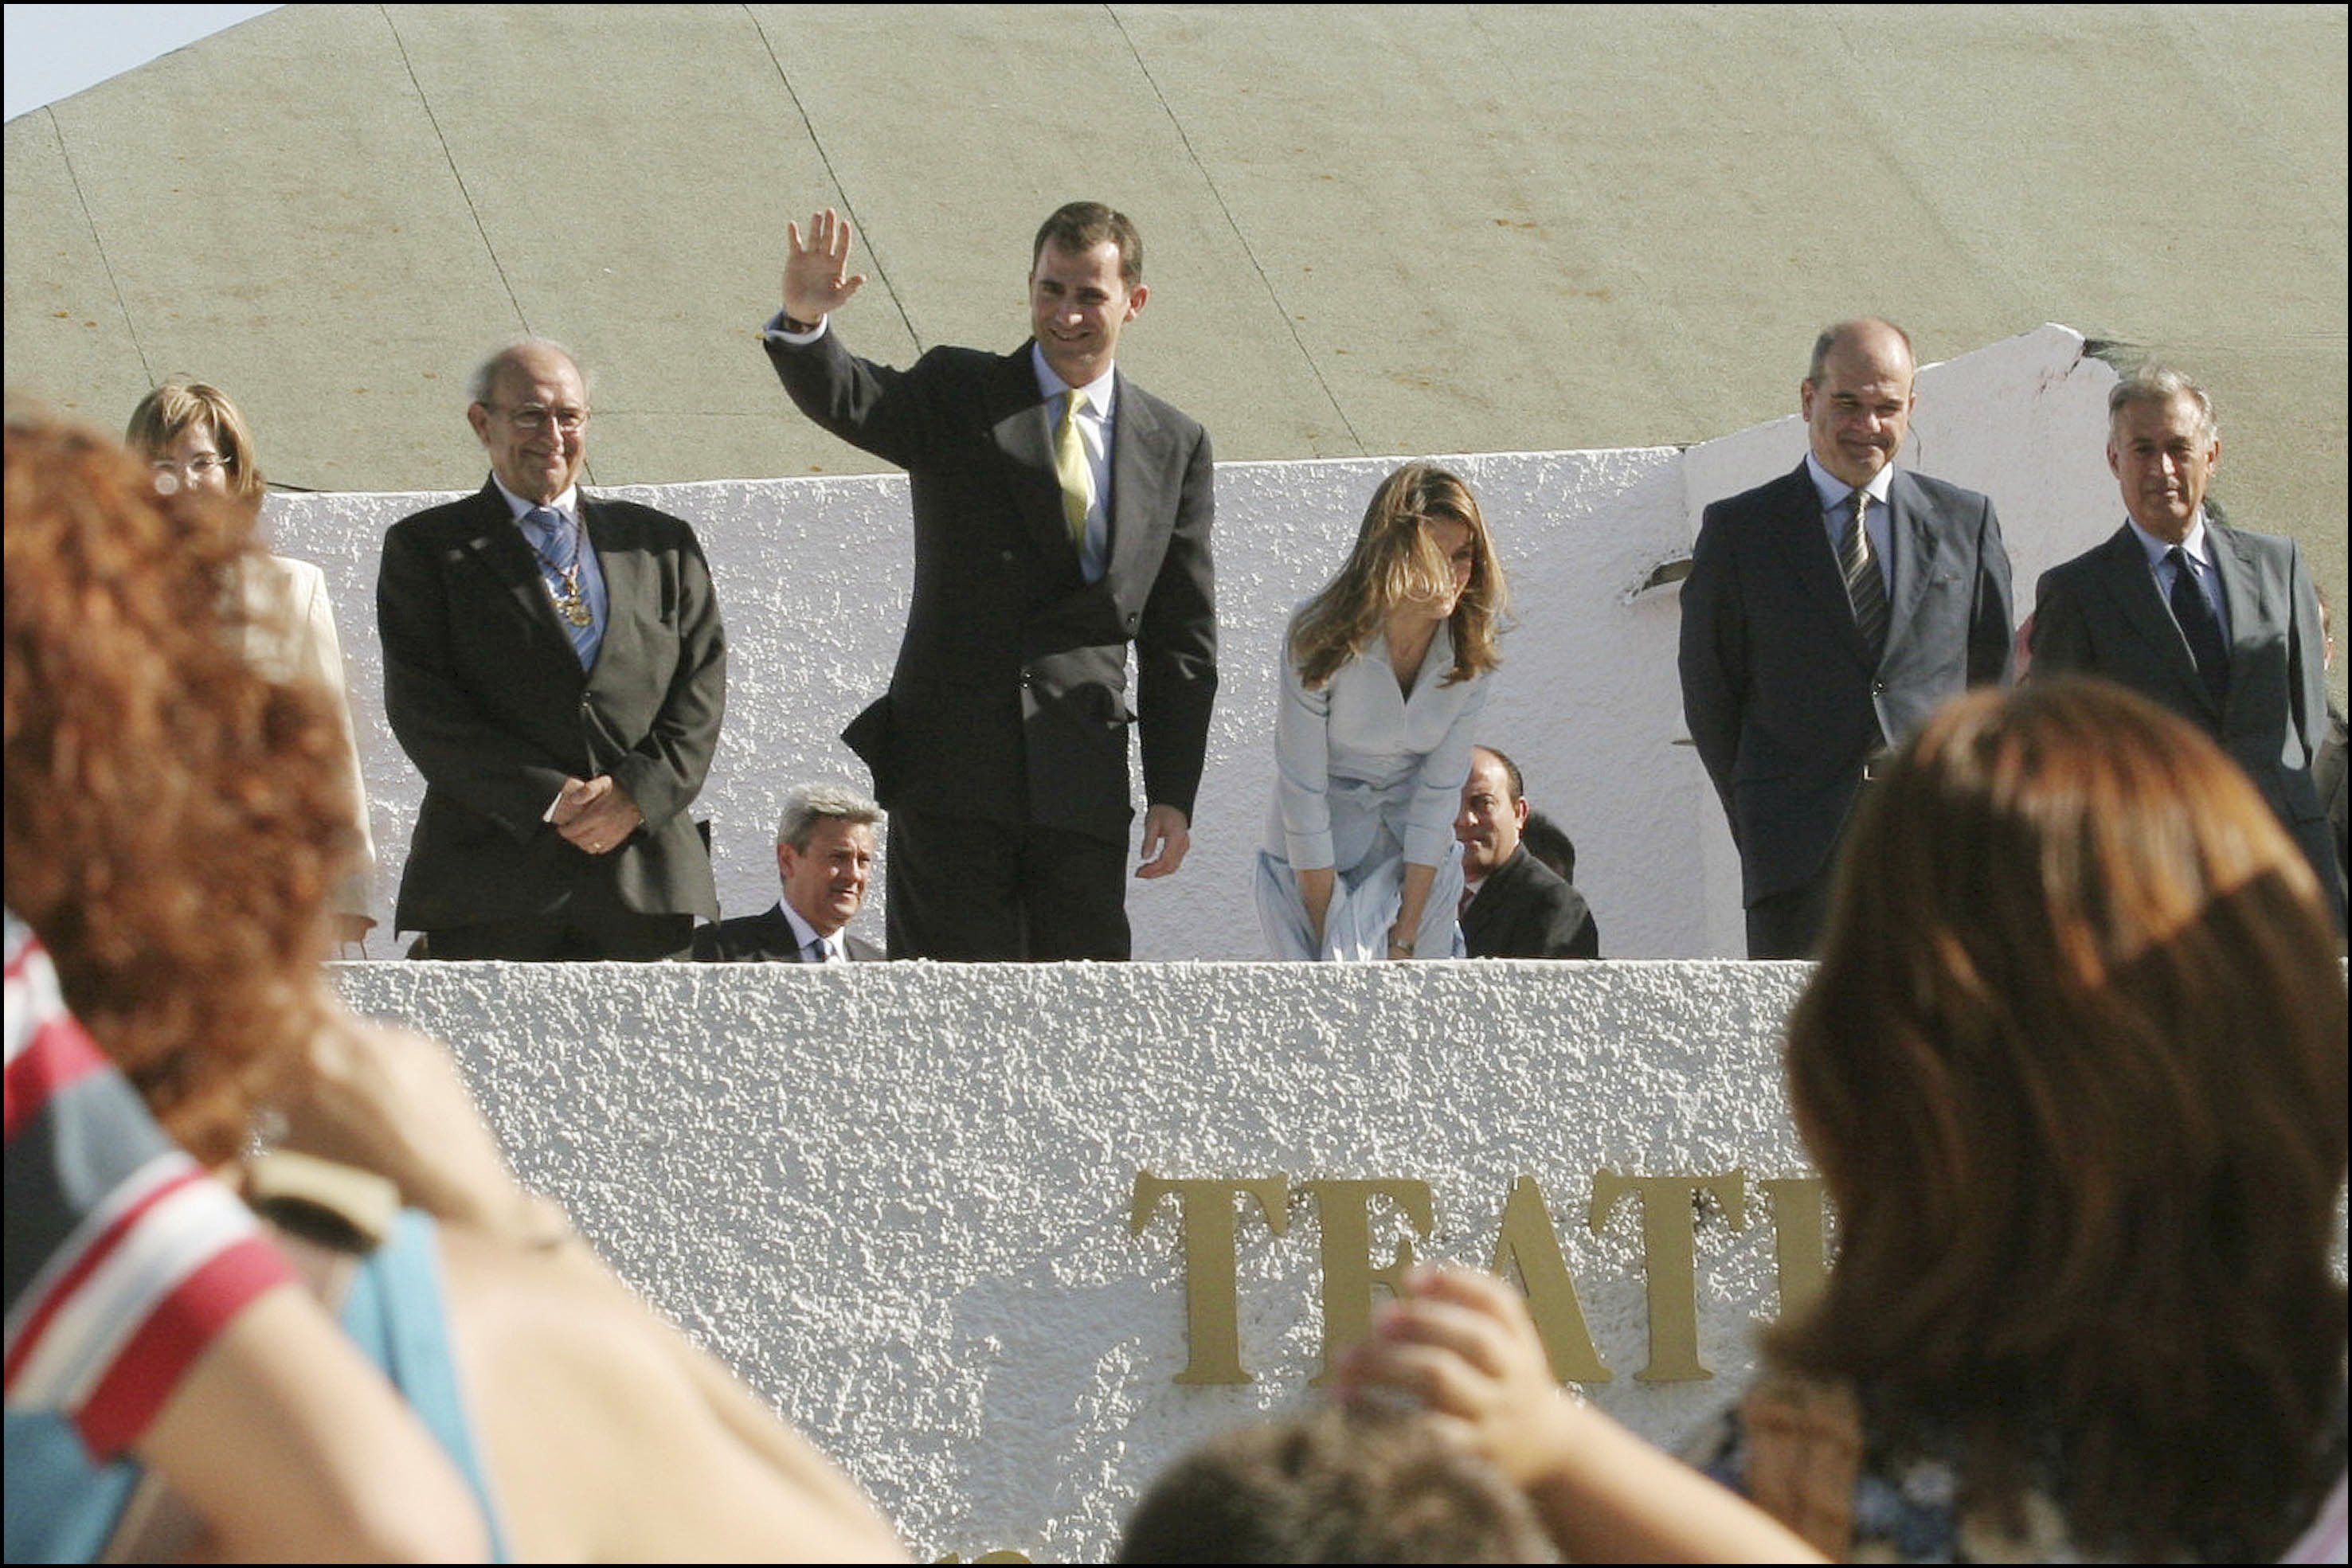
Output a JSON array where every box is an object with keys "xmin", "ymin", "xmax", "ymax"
[
  {"xmin": 2031, "ymin": 365, "xmax": 2340, "ymax": 927},
  {"xmin": 761, "ymin": 202, "xmax": 1216, "ymax": 960},
  {"xmin": 378, "ymin": 340, "xmax": 726, "ymax": 960},
  {"xmin": 1680, "ymin": 319, "xmax": 2013, "ymax": 958}
]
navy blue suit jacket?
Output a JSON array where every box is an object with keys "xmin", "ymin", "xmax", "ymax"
[{"xmin": 1680, "ymin": 462, "xmax": 2013, "ymax": 905}]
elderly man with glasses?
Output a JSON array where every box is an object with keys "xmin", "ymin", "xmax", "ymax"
[{"xmin": 376, "ymin": 338, "xmax": 728, "ymax": 960}]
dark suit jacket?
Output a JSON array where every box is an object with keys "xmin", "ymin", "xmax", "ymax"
[
  {"xmin": 1462, "ymin": 847, "xmax": 1599, "ymax": 960},
  {"xmin": 1680, "ymin": 462, "xmax": 2013, "ymax": 905},
  {"xmin": 691, "ymin": 903, "xmax": 883, "ymax": 963},
  {"xmin": 2030, "ymin": 519, "xmax": 2337, "ymax": 911},
  {"xmin": 378, "ymin": 482, "xmax": 726, "ymax": 933},
  {"xmin": 766, "ymin": 330, "xmax": 1216, "ymax": 846}
]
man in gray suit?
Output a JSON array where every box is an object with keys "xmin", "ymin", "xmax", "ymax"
[
  {"xmin": 761, "ymin": 202, "xmax": 1216, "ymax": 961},
  {"xmin": 1681, "ymin": 319, "xmax": 2014, "ymax": 957},
  {"xmin": 2031, "ymin": 366, "xmax": 2340, "ymax": 926},
  {"xmin": 691, "ymin": 784, "xmax": 885, "ymax": 963}
]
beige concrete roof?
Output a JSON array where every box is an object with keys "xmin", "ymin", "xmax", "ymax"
[{"xmin": 6, "ymin": 4, "xmax": 2344, "ymax": 657}]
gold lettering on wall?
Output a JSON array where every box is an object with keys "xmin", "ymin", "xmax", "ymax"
[
  {"xmin": 1759, "ymin": 1176, "xmax": 1830, "ymax": 1321},
  {"xmin": 1587, "ymin": 1169, "xmax": 1749, "ymax": 1382},
  {"xmin": 1298, "ymin": 1179, "xmax": 1434, "ymax": 1386},
  {"xmin": 1488, "ymin": 1174, "xmax": 1613, "ymax": 1384},
  {"xmin": 1129, "ymin": 1167, "xmax": 1824, "ymax": 1390},
  {"xmin": 1128, "ymin": 1172, "xmax": 1289, "ymax": 1385}
]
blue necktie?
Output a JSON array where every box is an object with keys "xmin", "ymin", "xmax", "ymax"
[
  {"xmin": 2166, "ymin": 546, "xmax": 2229, "ymax": 709},
  {"xmin": 524, "ymin": 506, "xmax": 600, "ymax": 669}
]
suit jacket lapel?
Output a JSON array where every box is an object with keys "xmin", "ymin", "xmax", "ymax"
[
  {"xmin": 1106, "ymin": 369, "xmax": 1167, "ymax": 594},
  {"xmin": 984, "ymin": 346, "xmax": 1081, "ymax": 568},
  {"xmin": 2100, "ymin": 525, "xmax": 2213, "ymax": 715},
  {"xmin": 1772, "ymin": 465, "xmax": 1869, "ymax": 667},
  {"xmin": 580, "ymin": 496, "xmax": 637, "ymax": 687},
  {"xmin": 2207, "ymin": 519, "xmax": 2264, "ymax": 671},
  {"xmin": 1462, "ymin": 847, "xmax": 1520, "ymax": 945},
  {"xmin": 459, "ymin": 483, "xmax": 586, "ymax": 681},
  {"xmin": 1883, "ymin": 471, "xmax": 1939, "ymax": 652}
]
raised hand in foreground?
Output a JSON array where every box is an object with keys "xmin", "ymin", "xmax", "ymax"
[{"xmin": 1336, "ymin": 1267, "xmax": 1822, "ymax": 1564}]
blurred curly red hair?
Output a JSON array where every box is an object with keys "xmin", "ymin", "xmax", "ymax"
[{"xmin": 5, "ymin": 409, "xmax": 354, "ymax": 1163}]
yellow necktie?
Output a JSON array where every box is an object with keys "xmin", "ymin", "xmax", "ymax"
[{"xmin": 1055, "ymin": 389, "xmax": 1093, "ymax": 553}]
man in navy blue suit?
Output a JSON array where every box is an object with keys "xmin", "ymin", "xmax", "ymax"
[{"xmin": 1680, "ymin": 319, "xmax": 2013, "ymax": 958}]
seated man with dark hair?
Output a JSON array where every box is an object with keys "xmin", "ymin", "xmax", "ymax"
[
  {"xmin": 1116, "ymin": 1404, "xmax": 1556, "ymax": 1564},
  {"xmin": 693, "ymin": 784, "xmax": 885, "ymax": 963},
  {"xmin": 1454, "ymin": 747, "xmax": 1599, "ymax": 960}
]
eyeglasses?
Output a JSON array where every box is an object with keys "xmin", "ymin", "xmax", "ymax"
[
  {"xmin": 487, "ymin": 404, "xmax": 590, "ymax": 434},
  {"xmin": 150, "ymin": 452, "xmax": 228, "ymax": 479}
]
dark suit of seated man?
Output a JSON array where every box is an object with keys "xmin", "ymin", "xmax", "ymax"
[
  {"xmin": 1454, "ymin": 745, "xmax": 1599, "ymax": 960},
  {"xmin": 692, "ymin": 784, "xmax": 885, "ymax": 963}
]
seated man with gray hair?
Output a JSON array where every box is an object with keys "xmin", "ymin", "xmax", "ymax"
[{"xmin": 692, "ymin": 784, "xmax": 885, "ymax": 963}]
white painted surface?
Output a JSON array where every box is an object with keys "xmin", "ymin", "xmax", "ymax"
[
  {"xmin": 337, "ymin": 957, "xmax": 1820, "ymax": 1562},
  {"xmin": 271, "ymin": 323, "xmax": 2125, "ymax": 958}
]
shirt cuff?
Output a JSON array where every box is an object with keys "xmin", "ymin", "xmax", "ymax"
[{"xmin": 762, "ymin": 309, "xmax": 828, "ymax": 345}]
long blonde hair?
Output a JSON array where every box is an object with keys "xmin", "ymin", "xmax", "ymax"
[{"xmin": 1287, "ymin": 462, "xmax": 1507, "ymax": 691}]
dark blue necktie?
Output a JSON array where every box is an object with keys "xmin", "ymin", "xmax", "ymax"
[{"xmin": 2166, "ymin": 545, "xmax": 2229, "ymax": 709}]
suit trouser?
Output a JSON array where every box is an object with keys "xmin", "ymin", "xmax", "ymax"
[
  {"xmin": 1744, "ymin": 873, "xmax": 1834, "ymax": 961},
  {"xmin": 885, "ymin": 808, "xmax": 1130, "ymax": 960},
  {"xmin": 415, "ymin": 873, "xmax": 695, "ymax": 961}
]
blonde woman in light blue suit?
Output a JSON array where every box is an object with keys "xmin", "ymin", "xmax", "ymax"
[{"xmin": 1257, "ymin": 463, "xmax": 1509, "ymax": 960}]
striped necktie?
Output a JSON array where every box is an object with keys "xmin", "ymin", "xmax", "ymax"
[
  {"xmin": 1841, "ymin": 487, "xmax": 1888, "ymax": 659},
  {"xmin": 524, "ymin": 505, "xmax": 601, "ymax": 669}
]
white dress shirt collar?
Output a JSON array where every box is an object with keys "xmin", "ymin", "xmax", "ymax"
[
  {"xmin": 490, "ymin": 473, "xmax": 581, "ymax": 523},
  {"xmin": 775, "ymin": 897, "xmax": 837, "ymax": 962},
  {"xmin": 1803, "ymin": 451, "xmax": 1889, "ymax": 513},
  {"xmin": 2124, "ymin": 509, "xmax": 2216, "ymax": 572},
  {"xmin": 1029, "ymin": 343, "xmax": 1117, "ymax": 421}
]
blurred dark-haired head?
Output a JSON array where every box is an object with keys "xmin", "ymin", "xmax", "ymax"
[{"xmin": 1775, "ymin": 675, "xmax": 2346, "ymax": 1558}]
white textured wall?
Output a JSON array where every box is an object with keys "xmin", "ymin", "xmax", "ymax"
[
  {"xmin": 338, "ymin": 958, "xmax": 1818, "ymax": 1562},
  {"xmin": 270, "ymin": 324, "xmax": 2123, "ymax": 959}
]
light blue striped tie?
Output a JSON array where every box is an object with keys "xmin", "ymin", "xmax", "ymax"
[{"xmin": 525, "ymin": 506, "xmax": 600, "ymax": 669}]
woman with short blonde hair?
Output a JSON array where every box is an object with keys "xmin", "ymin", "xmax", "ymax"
[{"xmin": 123, "ymin": 380, "xmax": 379, "ymax": 948}]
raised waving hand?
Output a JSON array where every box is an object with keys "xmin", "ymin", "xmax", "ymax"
[{"xmin": 783, "ymin": 207, "xmax": 869, "ymax": 325}]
